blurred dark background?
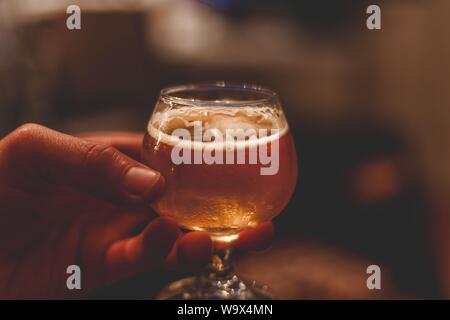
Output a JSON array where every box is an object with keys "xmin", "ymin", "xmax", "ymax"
[{"xmin": 1, "ymin": 0, "xmax": 449, "ymax": 299}]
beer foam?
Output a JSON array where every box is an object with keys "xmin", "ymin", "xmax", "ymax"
[{"xmin": 148, "ymin": 106, "xmax": 288, "ymax": 150}]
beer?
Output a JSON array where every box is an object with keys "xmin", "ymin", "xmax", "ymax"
[{"xmin": 142, "ymin": 106, "xmax": 297, "ymax": 241}]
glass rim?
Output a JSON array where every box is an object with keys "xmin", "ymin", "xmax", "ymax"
[{"xmin": 159, "ymin": 82, "xmax": 278, "ymax": 107}]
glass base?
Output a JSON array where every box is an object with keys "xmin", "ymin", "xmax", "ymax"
[
  {"xmin": 180, "ymin": 226, "xmax": 242, "ymax": 243},
  {"xmin": 157, "ymin": 273, "xmax": 272, "ymax": 300}
]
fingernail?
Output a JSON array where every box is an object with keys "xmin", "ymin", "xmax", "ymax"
[{"xmin": 123, "ymin": 167, "xmax": 162, "ymax": 197}]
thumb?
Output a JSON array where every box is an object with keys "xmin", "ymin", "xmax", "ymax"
[{"xmin": 0, "ymin": 123, "xmax": 164, "ymax": 204}]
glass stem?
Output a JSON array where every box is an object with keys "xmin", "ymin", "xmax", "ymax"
[{"xmin": 206, "ymin": 245, "xmax": 233, "ymax": 279}]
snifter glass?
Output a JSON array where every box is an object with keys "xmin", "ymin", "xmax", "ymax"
[{"xmin": 142, "ymin": 82, "xmax": 297, "ymax": 299}]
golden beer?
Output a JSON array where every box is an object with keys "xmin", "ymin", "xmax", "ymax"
[{"xmin": 143, "ymin": 105, "xmax": 297, "ymax": 241}]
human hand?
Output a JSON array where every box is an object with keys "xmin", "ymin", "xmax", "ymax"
[{"xmin": 0, "ymin": 124, "xmax": 273, "ymax": 299}]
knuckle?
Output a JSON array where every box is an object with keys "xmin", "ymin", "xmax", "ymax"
[
  {"xmin": 2, "ymin": 123, "xmax": 47, "ymax": 156},
  {"xmin": 10, "ymin": 123, "xmax": 44, "ymax": 141},
  {"xmin": 82, "ymin": 143, "xmax": 132, "ymax": 183},
  {"xmin": 83, "ymin": 142, "xmax": 120, "ymax": 167}
]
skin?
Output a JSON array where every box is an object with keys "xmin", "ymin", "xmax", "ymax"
[{"xmin": 0, "ymin": 124, "xmax": 274, "ymax": 299}]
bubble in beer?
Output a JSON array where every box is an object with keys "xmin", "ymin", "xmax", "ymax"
[{"xmin": 143, "ymin": 106, "xmax": 297, "ymax": 241}]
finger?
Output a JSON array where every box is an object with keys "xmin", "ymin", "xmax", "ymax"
[
  {"xmin": 166, "ymin": 224, "xmax": 273, "ymax": 271},
  {"xmin": 165, "ymin": 232, "xmax": 212, "ymax": 272},
  {"xmin": 77, "ymin": 132, "xmax": 143, "ymax": 160},
  {"xmin": 234, "ymin": 222, "xmax": 274, "ymax": 251},
  {"xmin": 103, "ymin": 217, "xmax": 179, "ymax": 285},
  {"xmin": 0, "ymin": 124, "xmax": 164, "ymax": 204}
]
